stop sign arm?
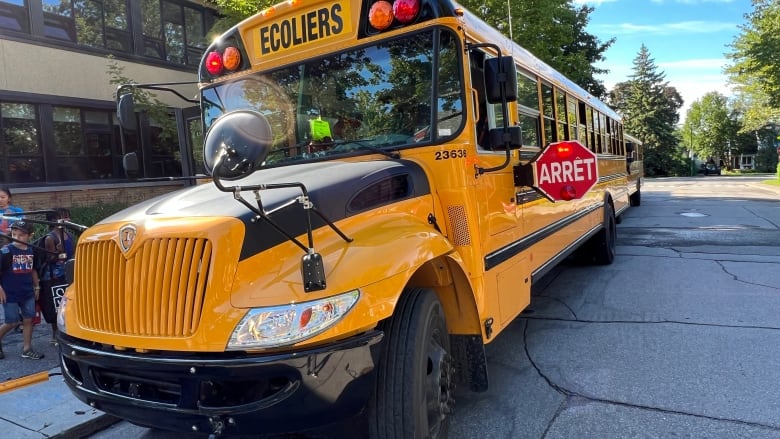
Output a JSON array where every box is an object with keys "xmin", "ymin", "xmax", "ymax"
[{"xmin": 513, "ymin": 162, "xmax": 535, "ymax": 187}]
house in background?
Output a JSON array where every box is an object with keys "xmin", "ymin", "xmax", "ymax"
[{"xmin": 0, "ymin": 0, "xmax": 217, "ymax": 209}]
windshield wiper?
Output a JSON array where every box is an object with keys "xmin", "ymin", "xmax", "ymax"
[{"xmin": 330, "ymin": 139, "xmax": 400, "ymax": 159}]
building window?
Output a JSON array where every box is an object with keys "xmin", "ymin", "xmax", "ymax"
[
  {"xmin": 0, "ymin": 102, "xmax": 43, "ymax": 183},
  {"xmin": 147, "ymin": 112, "xmax": 182, "ymax": 177},
  {"xmin": 52, "ymin": 106, "xmax": 119, "ymax": 181},
  {"xmin": 0, "ymin": 0, "xmax": 30, "ymax": 33},
  {"xmin": 42, "ymin": 0, "xmax": 131, "ymax": 52},
  {"xmin": 142, "ymin": 0, "xmax": 207, "ymax": 66}
]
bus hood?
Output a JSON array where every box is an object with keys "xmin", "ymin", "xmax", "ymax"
[{"xmin": 101, "ymin": 160, "xmax": 431, "ymax": 260}]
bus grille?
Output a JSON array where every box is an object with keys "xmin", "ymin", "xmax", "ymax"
[{"xmin": 75, "ymin": 238, "xmax": 212, "ymax": 337}]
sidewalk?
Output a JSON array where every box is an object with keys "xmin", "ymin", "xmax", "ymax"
[{"xmin": 0, "ymin": 366, "xmax": 118, "ymax": 438}]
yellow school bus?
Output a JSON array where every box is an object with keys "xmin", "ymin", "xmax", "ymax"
[
  {"xmin": 57, "ymin": 1, "xmax": 640, "ymax": 437},
  {"xmin": 624, "ymin": 133, "xmax": 644, "ymax": 206}
]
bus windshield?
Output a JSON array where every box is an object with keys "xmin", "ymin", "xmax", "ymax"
[{"xmin": 201, "ymin": 28, "xmax": 463, "ymax": 166}]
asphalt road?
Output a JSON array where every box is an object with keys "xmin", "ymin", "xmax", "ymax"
[{"xmin": 81, "ymin": 175, "xmax": 780, "ymax": 438}]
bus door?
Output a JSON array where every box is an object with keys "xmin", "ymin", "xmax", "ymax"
[{"xmin": 470, "ymin": 50, "xmax": 531, "ymax": 331}]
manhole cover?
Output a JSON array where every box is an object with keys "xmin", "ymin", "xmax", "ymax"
[{"xmin": 679, "ymin": 212, "xmax": 708, "ymax": 217}]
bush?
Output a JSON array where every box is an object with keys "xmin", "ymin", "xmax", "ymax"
[
  {"xmin": 23, "ymin": 202, "xmax": 131, "ymax": 246},
  {"xmin": 70, "ymin": 201, "xmax": 131, "ymax": 229},
  {"xmin": 777, "ymin": 162, "xmax": 780, "ymax": 180}
]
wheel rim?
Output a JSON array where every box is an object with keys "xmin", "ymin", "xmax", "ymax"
[{"xmin": 424, "ymin": 327, "xmax": 454, "ymax": 437}]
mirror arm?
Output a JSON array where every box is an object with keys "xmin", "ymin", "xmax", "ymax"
[
  {"xmin": 116, "ymin": 81, "xmax": 200, "ymax": 104},
  {"xmin": 466, "ymin": 43, "xmax": 512, "ymax": 175},
  {"xmin": 211, "ymin": 149, "xmax": 353, "ymax": 253}
]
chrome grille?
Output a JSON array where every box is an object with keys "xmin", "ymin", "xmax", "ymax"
[{"xmin": 75, "ymin": 238, "xmax": 212, "ymax": 337}]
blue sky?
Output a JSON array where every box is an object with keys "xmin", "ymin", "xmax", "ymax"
[{"xmin": 573, "ymin": 0, "xmax": 753, "ymax": 122}]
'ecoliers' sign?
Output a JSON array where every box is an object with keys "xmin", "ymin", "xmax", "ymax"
[{"xmin": 532, "ymin": 141, "xmax": 599, "ymax": 201}]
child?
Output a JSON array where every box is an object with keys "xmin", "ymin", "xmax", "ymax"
[
  {"xmin": 39, "ymin": 208, "xmax": 75, "ymax": 345},
  {"xmin": 0, "ymin": 220, "xmax": 44, "ymax": 360},
  {"xmin": 0, "ymin": 186, "xmax": 24, "ymax": 247}
]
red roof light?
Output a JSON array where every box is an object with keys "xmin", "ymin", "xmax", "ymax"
[
  {"xmin": 205, "ymin": 51, "xmax": 223, "ymax": 76},
  {"xmin": 393, "ymin": 0, "xmax": 420, "ymax": 23}
]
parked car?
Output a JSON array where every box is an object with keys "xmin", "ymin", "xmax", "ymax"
[{"xmin": 703, "ymin": 163, "xmax": 721, "ymax": 175}]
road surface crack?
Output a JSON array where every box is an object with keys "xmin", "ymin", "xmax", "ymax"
[
  {"xmin": 715, "ymin": 260, "xmax": 780, "ymax": 290},
  {"xmin": 521, "ymin": 320, "xmax": 780, "ymax": 433}
]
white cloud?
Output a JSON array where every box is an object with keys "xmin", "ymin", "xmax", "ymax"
[
  {"xmin": 594, "ymin": 20, "xmax": 737, "ymax": 36},
  {"xmin": 598, "ymin": 58, "xmax": 734, "ymax": 122}
]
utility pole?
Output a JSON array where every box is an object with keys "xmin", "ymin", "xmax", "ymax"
[{"xmin": 507, "ymin": 0, "xmax": 513, "ymax": 40}]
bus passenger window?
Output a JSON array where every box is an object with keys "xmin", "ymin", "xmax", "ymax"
[{"xmin": 518, "ymin": 113, "xmax": 540, "ymax": 147}]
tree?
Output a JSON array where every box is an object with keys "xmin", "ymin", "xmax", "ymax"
[
  {"xmin": 451, "ymin": 1, "xmax": 614, "ymax": 99},
  {"xmin": 612, "ymin": 45, "xmax": 682, "ymax": 176},
  {"xmin": 683, "ymin": 92, "xmax": 731, "ymax": 161},
  {"xmin": 206, "ymin": 0, "xmax": 274, "ymax": 33},
  {"xmin": 725, "ymin": 0, "xmax": 780, "ymax": 132}
]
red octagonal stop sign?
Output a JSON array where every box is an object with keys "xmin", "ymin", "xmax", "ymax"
[{"xmin": 532, "ymin": 140, "xmax": 598, "ymax": 202}]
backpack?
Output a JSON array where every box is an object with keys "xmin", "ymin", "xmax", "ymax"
[{"xmin": 33, "ymin": 231, "xmax": 64, "ymax": 279}]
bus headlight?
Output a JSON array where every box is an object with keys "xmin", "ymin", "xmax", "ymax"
[
  {"xmin": 56, "ymin": 294, "xmax": 69, "ymax": 335},
  {"xmin": 227, "ymin": 290, "xmax": 360, "ymax": 350}
]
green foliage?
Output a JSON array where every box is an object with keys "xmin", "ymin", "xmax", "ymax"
[
  {"xmin": 755, "ymin": 141, "xmax": 779, "ymax": 172},
  {"xmin": 683, "ymin": 92, "xmax": 732, "ymax": 160},
  {"xmin": 429, "ymin": 1, "xmax": 615, "ymax": 99},
  {"xmin": 777, "ymin": 162, "xmax": 780, "ymax": 180},
  {"xmin": 205, "ymin": 0, "xmax": 274, "ymax": 33},
  {"xmin": 27, "ymin": 202, "xmax": 130, "ymax": 244},
  {"xmin": 725, "ymin": 0, "xmax": 780, "ymax": 132},
  {"xmin": 70, "ymin": 201, "xmax": 131, "ymax": 229},
  {"xmin": 611, "ymin": 45, "xmax": 681, "ymax": 176}
]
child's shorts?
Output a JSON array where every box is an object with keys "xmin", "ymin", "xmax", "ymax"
[{"xmin": 2, "ymin": 295, "xmax": 36, "ymax": 324}]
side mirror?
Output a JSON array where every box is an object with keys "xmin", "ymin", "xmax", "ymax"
[
  {"xmin": 484, "ymin": 56, "xmax": 518, "ymax": 104},
  {"xmin": 117, "ymin": 93, "xmax": 137, "ymax": 132},
  {"xmin": 489, "ymin": 126, "xmax": 522, "ymax": 149},
  {"xmin": 203, "ymin": 110, "xmax": 273, "ymax": 180}
]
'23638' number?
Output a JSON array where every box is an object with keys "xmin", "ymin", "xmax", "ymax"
[{"xmin": 435, "ymin": 149, "xmax": 467, "ymax": 160}]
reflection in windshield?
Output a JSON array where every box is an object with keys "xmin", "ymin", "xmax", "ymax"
[{"xmin": 201, "ymin": 29, "xmax": 463, "ymax": 166}]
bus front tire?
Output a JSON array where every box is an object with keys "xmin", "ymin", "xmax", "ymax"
[{"xmin": 368, "ymin": 287, "xmax": 453, "ymax": 439}]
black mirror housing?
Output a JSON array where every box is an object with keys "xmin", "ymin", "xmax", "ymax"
[
  {"xmin": 117, "ymin": 93, "xmax": 137, "ymax": 132},
  {"xmin": 489, "ymin": 126, "xmax": 523, "ymax": 149},
  {"xmin": 485, "ymin": 56, "xmax": 518, "ymax": 104},
  {"xmin": 123, "ymin": 152, "xmax": 140, "ymax": 177}
]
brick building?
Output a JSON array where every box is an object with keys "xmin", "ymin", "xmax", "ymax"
[{"xmin": 0, "ymin": 0, "xmax": 217, "ymax": 210}]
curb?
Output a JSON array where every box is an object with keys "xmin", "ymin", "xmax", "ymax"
[
  {"xmin": 0, "ymin": 370, "xmax": 49, "ymax": 394},
  {"xmin": 50, "ymin": 413, "xmax": 121, "ymax": 439},
  {"xmin": 0, "ymin": 367, "xmax": 121, "ymax": 438}
]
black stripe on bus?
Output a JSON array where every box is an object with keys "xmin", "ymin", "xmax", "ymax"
[
  {"xmin": 484, "ymin": 202, "xmax": 603, "ymax": 271},
  {"xmin": 599, "ymin": 173, "xmax": 627, "ymax": 183}
]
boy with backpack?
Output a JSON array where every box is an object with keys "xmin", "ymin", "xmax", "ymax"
[
  {"xmin": 38, "ymin": 208, "xmax": 75, "ymax": 345},
  {"xmin": 0, "ymin": 220, "xmax": 44, "ymax": 360}
]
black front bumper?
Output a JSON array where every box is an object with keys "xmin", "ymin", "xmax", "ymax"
[{"xmin": 58, "ymin": 331, "xmax": 382, "ymax": 436}]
